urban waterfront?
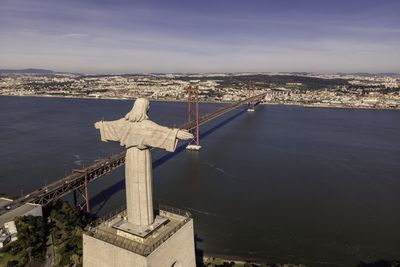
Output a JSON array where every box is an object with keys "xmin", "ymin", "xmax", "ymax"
[{"xmin": 0, "ymin": 96, "xmax": 399, "ymax": 266}]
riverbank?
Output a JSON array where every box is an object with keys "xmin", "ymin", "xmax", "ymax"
[
  {"xmin": 0, "ymin": 93, "xmax": 231, "ymax": 104},
  {"xmin": 0, "ymin": 193, "xmax": 16, "ymax": 200},
  {"xmin": 203, "ymin": 255, "xmax": 306, "ymax": 267},
  {"xmin": 263, "ymin": 101, "xmax": 400, "ymax": 111},
  {"xmin": 1, "ymin": 94, "xmax": 399, "ymax": 111}
]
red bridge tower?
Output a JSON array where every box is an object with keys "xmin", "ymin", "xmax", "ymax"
[{"xmin": 186, "ymin": 85, "xmax": 201, "ymax": 151}]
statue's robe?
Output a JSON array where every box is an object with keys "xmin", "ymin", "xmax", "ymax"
[{"xmin": 96, "ymin": 118, "xmax": 179, "ymax": 226}]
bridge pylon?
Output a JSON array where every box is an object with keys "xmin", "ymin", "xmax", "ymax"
[
  {"xmin": 186, "ymin": 85, "xmax": 201, "ymax": 151},
  {"xmin": 247, "ymin": 81, "xmax": 256, "ymax": 112},
  {"xmin": 72, "ymin": 169, "xmax": 90, "ymax": 213}
]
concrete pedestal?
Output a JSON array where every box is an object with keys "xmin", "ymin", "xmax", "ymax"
[
  {"xmin": 186, "ymin": 144, "xmax": 202, "ymax": 151},
  {"xmin": 83, "ymin": 208, "xmax": 196, "ymax": 267}
]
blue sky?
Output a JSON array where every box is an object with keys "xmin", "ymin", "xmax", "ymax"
[{"xmin": 0, "ymin": 0, "xmax": 399, "ymax": 73}]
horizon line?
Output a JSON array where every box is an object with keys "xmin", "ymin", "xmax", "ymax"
[{"xmin": 1, "ymin": 68, "xmax": 399, "ymax": 76}]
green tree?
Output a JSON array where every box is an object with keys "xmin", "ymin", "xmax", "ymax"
[
  {"xmin": 14, "ymin": 215, "xmax": 46, "ymax": 263},
  {"xmin": 49, "ymin": 201, "xmax": 90, "ymax": 267}
]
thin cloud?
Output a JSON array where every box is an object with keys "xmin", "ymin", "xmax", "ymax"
[
  {"xmin": 0, "ymin": 0, "xmax": 399, "ymax": 73},
  {"xmin": 59, "ymin": 33, "xmax": 91, "ymax": 39}
]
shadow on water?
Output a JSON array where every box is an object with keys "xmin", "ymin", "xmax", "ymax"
[
  {"xmin": 199, "ymin": 108, "xmax": 247, "ymax": 140},
  {"xmin": 89, "ymin": 179, "xmax": 125, "ymax": 215},
  {"xmin": 152, "ymin": 107, "xmax": 247, "ymax": 169},
  {"xmin": 90, "ymin": 108, "xmax": 247, "ymax": 215},
  {"xmin": 195, "ymin": 234, "xmax": 205, "ymax": 267},
  {"xmin": 152, "ymin": 143, "xmax": 187, "ymax": 169}
]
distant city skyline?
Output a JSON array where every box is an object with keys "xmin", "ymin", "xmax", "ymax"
[{"xmin": 1, "ymin": 0, "xmax": 399, "ymax": 74}]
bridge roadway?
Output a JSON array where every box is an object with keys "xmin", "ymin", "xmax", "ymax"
[{"xmin": 0, "ymin": 93, "xmax": 266, "ymax": 215}]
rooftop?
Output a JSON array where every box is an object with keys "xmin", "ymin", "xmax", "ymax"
[{"xmin": 0, "ymin": 198, "xmax": 42, "ymax": 226}]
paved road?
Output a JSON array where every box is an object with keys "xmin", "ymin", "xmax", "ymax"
[{"xmin": 43, "ymin": 231, "xmax": 54, "ymax": 267}]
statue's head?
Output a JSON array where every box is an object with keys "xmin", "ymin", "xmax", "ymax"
[{"xmin": 125, "ymin": 98, "xmax": 150, "ymax": 122}]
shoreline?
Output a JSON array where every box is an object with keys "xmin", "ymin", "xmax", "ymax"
[
  {"xmin": 1, "ymin": 94, "xmax": 399, "ymax": 112},
  {"xmin": 203, "ymin": 254, "xmax": 305, "ymax": 267},
  {"xmin": 0, "ymin": 94, "xmax": 231, "ymax": 104},
  {"xmin": 264, "ymin": 101, "xmax": 400, "ymax": 111}
]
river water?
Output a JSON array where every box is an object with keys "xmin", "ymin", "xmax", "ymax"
[{"xmin": 0, "ymin": 96, "xmax": 399, "ymax": 266}]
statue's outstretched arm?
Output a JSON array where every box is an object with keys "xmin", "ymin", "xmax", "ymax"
[
  {"xmin": 94, "ymin": 119, "xmax": 124, "ymax": 142},
  {"xmin": 177, "ymin": 129, "xmax": 194, "ymax": 140},
  {"xmin": 94, "ymin": 121, "xmax": 102, "ymax": 129}
]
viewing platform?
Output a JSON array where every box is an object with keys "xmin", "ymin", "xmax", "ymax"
[{"xmin": 83, "ymin": 205, "xmax": 196, "ymax": 266}]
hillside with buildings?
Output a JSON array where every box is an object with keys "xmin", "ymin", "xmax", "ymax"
[{"xmin": 0, "ymin": 72, "xmax": 399, "ymax": 110}]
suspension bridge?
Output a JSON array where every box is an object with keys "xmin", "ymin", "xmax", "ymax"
[{"xmin": 0, "ymin": 85, "xmax": 266, "ymax": 216}]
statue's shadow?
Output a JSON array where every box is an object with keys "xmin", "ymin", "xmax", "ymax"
[{"xmin": 90, "ymin": 108, "xmax": 247, "ymax": 215}]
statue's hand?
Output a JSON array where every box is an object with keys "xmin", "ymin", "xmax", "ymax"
[
  {"xmin": 94, "ymin": 121, "xmax": 101, "ymax": 129},
  {"xmin": 177, "ymin": 130, "xmax": 194, "ymax": 140}
]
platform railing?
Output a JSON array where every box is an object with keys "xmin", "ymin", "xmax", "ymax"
[
  {"xmin": 158, "ymin": 203, "xmax": 192, "ymax": 218},
  {"xmin": 85, "ymin": 204, "xmax": 191, "ymax": 256}
]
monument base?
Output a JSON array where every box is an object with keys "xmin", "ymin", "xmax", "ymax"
[
  {"xmin": 113, "ymin": 215, "xmax": 168, "ymax": 243},
  {"xmin": 83, "ymin": 206, "xmax": 196, "ymax": 267}
]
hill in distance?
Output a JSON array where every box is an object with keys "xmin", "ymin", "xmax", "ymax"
[{"xmin": 0, "ymin": 68, "xmax": 56, "ymax": 75}]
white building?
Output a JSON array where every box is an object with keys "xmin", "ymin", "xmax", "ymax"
[
  {"xmin": 0, "ymin": 198, "xmax": 43, "ymax": 247},
  {"xmin": 0, "ymin": 231, "xmax": 11, "ymax": 248}
]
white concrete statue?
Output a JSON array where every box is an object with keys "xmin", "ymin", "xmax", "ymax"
[{"xmin": 94, "ymin": 98, "xmax": 193, "ymax": 227}]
